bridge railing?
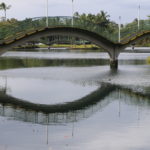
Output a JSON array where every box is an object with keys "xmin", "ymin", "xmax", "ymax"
[
  {"xmin": 0, "ymin": 16, "xmax": 119, "ymax": 44},
  {"xmin": 1, "ymin": 16, "xmax": 150, "ymax": 45}
]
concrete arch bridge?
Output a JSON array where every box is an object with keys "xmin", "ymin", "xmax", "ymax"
[{"xmin": 0, "ymin": 16, "xmax": 150, "ymax": 69}]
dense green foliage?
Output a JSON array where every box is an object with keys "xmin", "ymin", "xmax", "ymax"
[{"xmin": 74, "ymin": 11, "xmax": 118, "ymax": 33}]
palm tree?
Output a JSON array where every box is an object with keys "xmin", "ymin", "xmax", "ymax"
[
  {"xmin": 0, "ymin": 2, "xmax": 11, "ymax": 21},
  {"xmin": 95, "ymin": 11, "xmax": 110, "ymax": 29}
]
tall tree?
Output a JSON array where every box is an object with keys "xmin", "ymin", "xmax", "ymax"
[{"xmin": 0, "ymin": 2, "xmax": 11, "ymax": 21}]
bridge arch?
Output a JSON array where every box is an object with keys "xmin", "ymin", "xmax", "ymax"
[
  {"xmin": 0, "ymin": 27, "xmax": 119, "ymax": 59},
  {"xmin": 0, "ymin": 27, "xmax": 117, "ymax": 51},
  {"xmin": 7, "ymin": 27, "xmax": 150, "ymax": 69}
]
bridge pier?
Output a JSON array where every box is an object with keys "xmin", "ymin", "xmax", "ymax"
[
  {"xmin": 110, "ymin": 59, "xmax": 118, "ymax": 70},
  {"xmin": 108, "ymin": 46, "xmax": 121, "ymax": 70}
]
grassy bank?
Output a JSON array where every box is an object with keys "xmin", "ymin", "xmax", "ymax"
[
  {"xmin": 49, "ymin": 44, "xmax": 99, "ymax": 49},
  {"xmin": 14, "ymin": 44, "xmax": 101, "ymax": 50}
]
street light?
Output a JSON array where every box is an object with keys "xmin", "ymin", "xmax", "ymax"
[
  {"xmin": 46, "ymin": 0, "xmax": 49, "ymax": 27},
  {"xmin": 118, "ymin": 16, "xmax": 121, "ymax": 43},
  {"xmin": 71, "ymin": 0, "xmax": 74, "ymax": 26}
]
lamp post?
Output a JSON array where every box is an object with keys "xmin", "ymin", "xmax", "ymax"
[
  {"xmin": 118, "ymin": 16, "xmax": 121, "ymax": 43},
  {"xmin": 71, "ymin": 0, "xmax": 74, "ymax": 26},
  {"xmin": 46, "ymin": 0, "xmax": 49, "ymax": 27},
  {"xmin": 138, "ymin": 5, "xmax": 140, "ymax": 30}
]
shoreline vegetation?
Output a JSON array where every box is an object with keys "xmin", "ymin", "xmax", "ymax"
[
  {"xmin": 13, "ymin": 43, "xmax": 150, "ymax": 51},
  {"xmin": 14, "ymin": 44, "xmax": 102, "ymax": 50}
]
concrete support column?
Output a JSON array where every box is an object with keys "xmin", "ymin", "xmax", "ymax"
[
  {"xmin": 110, "ymin": 59, "xmax": 118, "ymax": 70},
  {"xmin": 108, "ymin": 46, "xmax": 121, "ymax": 70}
]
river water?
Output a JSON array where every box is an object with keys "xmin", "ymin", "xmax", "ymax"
[{"xmin": 0, "ymin": 49, "xmax": 150, "ymax": 150}]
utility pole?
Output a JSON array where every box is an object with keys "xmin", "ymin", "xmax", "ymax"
[
  {"xmin": 118, "ymin": 16, "xmax": 121, "ymax": 43},
  {"xmin": 46, "ymin": 0, "xmax": 49, "ymax": 27},
  {"xmin": 138, "ymin": 5, "xmax": 140, "ymax": 30},
  {"xmin": 71, "ymin": 0, "xmax": 74, "ymax": 26}
]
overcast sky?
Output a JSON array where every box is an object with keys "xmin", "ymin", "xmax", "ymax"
[{"xmin": 0, "ymin": 0, "xmax": 150, "ymax": 24}]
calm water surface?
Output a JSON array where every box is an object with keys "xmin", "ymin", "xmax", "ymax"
[{"xmin": 0, "ymin": 49, "xmax": 150, "ymax": 150}]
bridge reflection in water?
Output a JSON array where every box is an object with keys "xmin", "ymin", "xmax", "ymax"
[{"xmin": 0, "ymin": 83, "xmax": 149, "ymax": 125}]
